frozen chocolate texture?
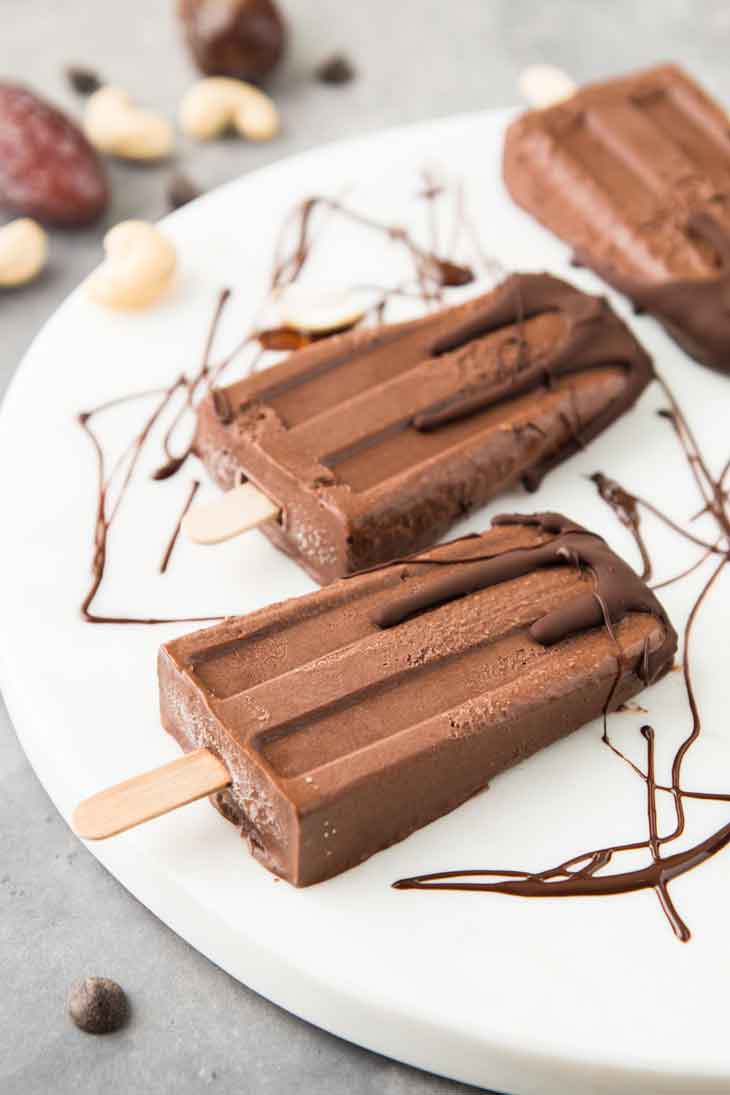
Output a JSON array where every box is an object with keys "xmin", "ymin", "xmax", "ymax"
[
  {"xmin": 504, "ymin": 64, "xmax": 730, "ymax": 372},
  {"xmin": 196, "ymin": 272, "xmax": 652, "ymax": 583},
  {"xmin": 159, "ymin": 513, "xmax": 676, "ymax": 886}
]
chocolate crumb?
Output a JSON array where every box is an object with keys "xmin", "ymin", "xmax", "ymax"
[
  {"xmin": 65, "ymin": 65, "xmax": 103, "ymax": 96},
  {"xmin": 434, "ymin": 258, "xmax": 474, "ymax": 287},
  {"xmin": 256, "ymin": 326, "xmax": 313, "ymax": 350},
  {"xmin": 68, "ymin": 977, "xmax": 128, "ymax": 1034},
  {"xmin": 316, "ymin": 54, "xmax": 355, "ymax": 85},
  {"xmin": 167, "ymin": 174, "xmax": 202, "ymax": 211}
]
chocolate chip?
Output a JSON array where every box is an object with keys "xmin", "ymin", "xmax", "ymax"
[
  {"xmin": 65, "ymin": 65, "xmax": 103, "ymax": 97},
  {"xmin": 166, "ymin": 173, "xmax": 202, "ymax": 211},
  {"xmin": 315, "ymin": 54, "xmax": 356, "ymax": 86},
  {"xmin": 68, "ymin": 976, "xmax": 128, "ymax": 1034}
]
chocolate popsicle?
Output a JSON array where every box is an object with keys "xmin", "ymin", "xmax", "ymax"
[
  {"xmin": 504, "ymin": 64, "xmax": 730, "ymax": 371},
  {"xmin": 159, "ymin": 512, "xmax": 676, "ymax": 886},
  {"xmin": 194, "ymin": 272, "xmax": 652, "ymax": 583}
]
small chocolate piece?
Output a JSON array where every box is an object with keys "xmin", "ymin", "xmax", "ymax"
[
  {"xmin": 178, "ymin": 0, "xmax": 286, "ymax": 83},
  {"xmin": 504, "ymin": 63, "xmax": 730, "ymax": 373},
  {"xmin": 68, "ymin": 977, "xmax": 128, "ymax": 1034},
  {"xmin": 316, "ymin": 54, "xmax": 356, "ymax": 86},
  {"xmin": 195, "ymin": 271, "xmax": 653, "ymax": 583},
  {"xmin": 159, "ymin": 513, "xmax": 676, "ymax": 886},
  {"xmin": 65, "ymin": 65, "xmax": 103, "ymax": 96},
  {"xmin": 166, "ymin": 173, "xmax": 202, "ymax": 211},
  {"xmin": 432, "ymin": 257, "xmax": 474, "ymax": 287}
]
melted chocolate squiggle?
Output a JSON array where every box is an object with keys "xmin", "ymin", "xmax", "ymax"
[
  {"xmin": 79, "ymin": 179, "xmax": 489, "ymax": 624},
  {"xmin": 590, "ymin": 472, "xmax": 652, "ymax": 581},
  {"xmin": 375, "ymin": 513, "xmax": 673, "ymax": 682},
  {"xmin": 395, "ymin": 372, "xmax": 730, "ymax": 943},
  {"xmin": 159, "ymin": 480, "xmax": 200, "ymax": 575},
  {"xmin": 270, "ymin": 193, "xmax": 476, "ymax": 306}
]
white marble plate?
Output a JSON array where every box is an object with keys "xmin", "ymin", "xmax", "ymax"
[{"xmin": 2, "ymin": 108, "xmax": 730, "ymax": 1094}]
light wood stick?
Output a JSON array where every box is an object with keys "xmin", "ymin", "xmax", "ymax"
[
  {"xmin": 73, "ymin": 748, "xmax": 230, "ymax": 840},
  {"xmin": 182, "ymin": 481, "xmax": 280, "ymax": 545},
  {"xmin": 519, "ymin": 65, "xmax": 577, "ymax": 109}
]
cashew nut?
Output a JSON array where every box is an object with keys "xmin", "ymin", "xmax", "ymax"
[
  {"xmin": 179, "ymin": 77, "xmax": 279, "ymax": 142},
  {"xmin": 84, "ymin": 87, "xmax": 174, "ymax": 161},
  {"xmin": 0, "ymin": 219, "xmax": 48, "ymax": 288},
  {"xmin": 518, "ymin": 65, "xmax": 577, "ymax": 109},
  {"xmin": 86, "ymin": 221, "xmax": 177, "ymax": 310}
]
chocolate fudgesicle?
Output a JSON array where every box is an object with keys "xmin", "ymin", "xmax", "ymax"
[
  {"xmin": 504, "ymin": 64, "xmax": 730, "ymax": 371},
  {"xmin": 159, "ymin": 513, "xmax": 676, "ymax": 886},
  {"xmin": 196, "ymin": 273, "xmax": 652, "ymax": 583}
]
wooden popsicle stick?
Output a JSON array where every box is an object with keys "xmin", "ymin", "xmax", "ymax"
[
  {"xmin": 519, "ymin": 64, "xmax": 577, "ymax": 109},
  {"xmin": 182, "ymin": 480, "xmax": 280, "ymax": 545},
  {"xmin": 73, "ymin": 748, "xmax": 230, "ymax": 840}
]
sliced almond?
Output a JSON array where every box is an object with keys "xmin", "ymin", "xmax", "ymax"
[{"xmin": 278, "ymin": 286, "xmax": 372, "ymax": 334}]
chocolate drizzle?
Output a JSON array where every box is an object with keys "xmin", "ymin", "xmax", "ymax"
[
  {"xmin": 159, "ymin": 480, "xmax": 200, "ymax": 575},
  {"xmin": 409, "ymin": 275, "xmax": 653, "ymax": 494},
  {"xmin": 79, "ymin": 385, "xmax": 223, "ymax": 626},
  {"xmin": 395, "ymin": 371, "xmax": 730, "ymax": 943},
  {"xmin": 77, "ymin": 288, "xmax": 242, "ymax": 624},
  {"xmin": 375, "ymin": 513, "xmax": 673, "ymax": 682},
  {"xmin": 270, "ymin": 192, "xmax": 480, "ymax": 310},
  {"xmin": 78, "ymin": 176, "xmax": 491, "ymax": 622},
  {"xmin": 590, "ymin": 472, "xmax": 651, "ymax": 580}
]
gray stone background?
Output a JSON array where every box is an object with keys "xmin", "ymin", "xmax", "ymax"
[{"xmin": 2, "ymin": 2, "xmax": 729, "ymax": 1092}]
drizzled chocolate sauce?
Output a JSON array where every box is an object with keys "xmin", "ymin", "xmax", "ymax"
[
  {"xmin": 374, "ymin": 514, "xmax": 673, "ymax": 682},
  {"xmin": 395, "ymin": 371, "xmax": 730, "ymax": 943},
  {"xmin": 270, "ymin": 192, "xmax": 477, "ymax": 307},
  {"xmin": 159, "ymin": 480, "xmax": 199, "ymax": 575},
  {"xmin": 78, "ymin": 178, "xmax": 486, "ymax": 624},
  {"xmin": 590, "ymin": 471, "xmax": 651, "ymax": 581},
  {"xmin": 79, "ymin": 385, "xmax": 223, "ymax": 626}
]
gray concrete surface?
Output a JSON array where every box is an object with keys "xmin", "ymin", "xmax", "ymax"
[{"xmin": 3, "ymin": 2, "xmax": 730, "ymax": 1092}]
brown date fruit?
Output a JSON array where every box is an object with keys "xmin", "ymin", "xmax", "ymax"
[
  {"xmin": 178, "ymin": 0, "xmax": 286, "ymax": 84},
  {"xmin": 0, "ymin": 84, "xmax": 108, "ymax": 226}
]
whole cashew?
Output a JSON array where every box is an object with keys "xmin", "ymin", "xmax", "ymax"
[
  {"xmin": 179, "ymin": 77, "xmax": 279, "ymax": 142},
  {"xmin": 86, "ymin": 221, "xmax": 177, "ymax": 310},
  {"xmin": 84, "ymin": 87, "xmax": 174, "ymax": 161},
  {"xmin": 0, "ymin": 219, "xmax": 48, "ymax": 288}
]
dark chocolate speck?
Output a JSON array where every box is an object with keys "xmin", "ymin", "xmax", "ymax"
[
  {"xmin": 316, "ymin": 54, "xmax": 355, "ymax": 85},
  {"xmin": 167, "ymin": 174, "xmax": 202, "ymax": 211},
  {"xmin": 65, "ymin": 65, "xmax": 102, "ymax": 96}
]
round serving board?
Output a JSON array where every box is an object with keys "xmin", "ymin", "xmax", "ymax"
[{"xmin": 2, "ymin": 108, "xmax": 730, "ymax": 1094}]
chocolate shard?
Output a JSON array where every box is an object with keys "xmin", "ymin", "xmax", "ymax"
[
  {"xmin": 158, "ymin": 512, "xmax": 677, "ymax": 886},
  {"xmin": 195, "ymin": 272, "xmax": 653, "ymax": 583},
  {"xmin": 504, "ymin": 63, "xmax": 730, "ymax": 372}
]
